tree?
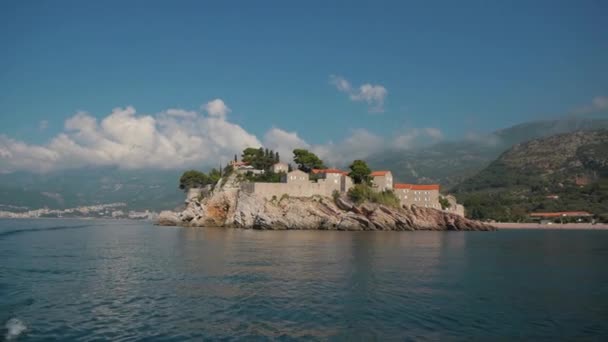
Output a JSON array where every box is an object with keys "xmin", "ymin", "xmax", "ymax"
[
  {"xmin": 208, "ymin": 168, "xmax": 221, "ymax": 184},
  {"xmin": 242, "ymin": 147, "xmax": 261, "ymax": 164},
  {"xmin": 439, "ymin": 196, "xmax": 451, "ymax": 210},
  {"xmin": 234, "ymin": 154, "xmax": 237, "ymax": 162},
  {"xmin": 348, "ymin": 160, "xmax": 372, "ymax": 184},
  {"xmin": 275, "ymin": 151, "xmax": 280, "ymax": 163},
  {"xmin": 293, "ymin": 149, "xmax": 325, "ymax": 172},
  {"xmin": 179, "ymin": 170, "xmax": 209, "ymax": 190}
]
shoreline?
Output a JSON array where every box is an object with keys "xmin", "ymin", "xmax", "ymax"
[{"xmin": 493, "ymin": 222, "xmax": 608, "ymax": 230}]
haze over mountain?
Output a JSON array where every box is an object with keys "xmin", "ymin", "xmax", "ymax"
[{"xmin": 367, "ymin": 117, "xmax": 608, "ymax": 189}]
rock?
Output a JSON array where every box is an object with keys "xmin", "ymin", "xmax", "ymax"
[
  {"xmin": 158, "ymin": 172, "xmax": 496, "ymax": 231},
  {"xmin": 157, "ymin": 210, "xmax": 180, "ymax": 226}
]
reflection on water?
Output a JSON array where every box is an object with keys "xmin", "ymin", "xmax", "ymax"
[{"xmin": 0, "ymin": 219, "xmax": 607, "ymax": 340}]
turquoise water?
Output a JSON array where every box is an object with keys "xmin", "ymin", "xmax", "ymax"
[{"xmin": 1, "ymin": 219, "xmax": 607, "ymax": 341}]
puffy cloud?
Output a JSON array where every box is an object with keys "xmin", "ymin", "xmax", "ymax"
[
  {"xmin": 330, "ymin": 75, "xmax": 388, "ymax": 113},
  {"xmin": 263, "ymin": 128, "xmax": 310, "ymax": 162},
  {"xmin": 0, "ymin": 99, "xmax": 261, "ymax": 173},
  {"xmin": 203, "ymin": 98, "xmax": 231, "ymax": 118},
  {"xmin": 313, "ymin": 129, "xmax": 385, "ymax": 166}
]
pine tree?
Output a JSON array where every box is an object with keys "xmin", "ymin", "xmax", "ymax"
[{"xmin": 275, "ymin": 151, "xmax": 280, "ymax": 163}]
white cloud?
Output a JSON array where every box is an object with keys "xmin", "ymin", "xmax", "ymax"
[
  {"xmin": 0, "ymin": 99, "xmax": 261, "ymax": 173},
  {"xmin": 0, "ymin": 96, "xmax": 445, "ymax": 173},
  {"xmin": 313, "ymin": 129, "xmax": 385, "ymax": 166},
  {"xmin": 263, "ymin": 128, "xmax": 310, "ymax": 163},
  {"xmin": 329, "ymin": 75, "xmax": 352, "ymax": 92},
  {"xmin": 424, "ymin": 127, "xmax": 443, "ymax": 140},
  {"xmin": 392, "ymin": 127, "xmax": 444, "ymax": 149},
  {"xmin": 572, "ymin": 96, "xmax": 608, "ymax": 114},
  {"xmin": 203, "ymin": 98, "xmax": 231, "ymax": 118},
  {"xmin": 330, "ymin": 75, "xmax": 388, "ymax": 113},
  {"xmin": 593, "ymin": 96, "xmax": 608, "ymax": 110}
]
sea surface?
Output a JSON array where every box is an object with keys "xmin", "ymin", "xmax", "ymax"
[{"xmin": 1, "ymin": 219, "xmax": 607, "ymax": 341}]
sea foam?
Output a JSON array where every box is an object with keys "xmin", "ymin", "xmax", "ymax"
[{"xmin": 4, "ymin": 318, "xmax": 27, "ymax": 340}]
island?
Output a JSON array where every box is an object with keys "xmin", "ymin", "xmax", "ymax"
[{"xmin": 158, "ymin": 148, "xmax": 494, "ymax": 231}]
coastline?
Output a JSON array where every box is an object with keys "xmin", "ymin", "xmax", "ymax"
[{"xmin": 493, "ymin": 222, "xmax": 608, "ymax": 230}]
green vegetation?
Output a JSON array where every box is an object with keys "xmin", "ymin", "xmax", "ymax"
[
  {"xmin": 241, "ymin": 147, "xmax": 280, "ymax": 170},
  {"xmin": 179, "ymin": 170, "xmax": 214, "ymax": 190},
  {"xmin": 439, "ymin": 196, "xmax": 451, "ymax": 210},
  {"xmin": 348, "ymin": 160, "xmax": 372, "ymax": 184},
  {"xmin": 453, "ymin": 130, "xmax": 608, "ymax": 222},
  {"xmin": 347, "ymin": 184, "xmax": 401, "ymax": 208},
  {"xmin": 293, "ymin": 149, "xmax": 325, "ymax": 172},
  {"xmin": 243, "ymin": 170, "xmax": 283, "ymax": 183},
  {"xmin": 332, "ymin": 190, "xmax": 340, "ymax": 201}
]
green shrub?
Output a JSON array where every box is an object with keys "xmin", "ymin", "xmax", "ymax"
[
  {"xmin": 332, "ymin": 190, "xmax": 340, "ymax": 201},
  {"xmin": 280, "ymin": 193, "xmax": 289, "ymax": 201},
  {"xmin": 347, "ymin": 184, "xmax": 400, "ymax": 208}
]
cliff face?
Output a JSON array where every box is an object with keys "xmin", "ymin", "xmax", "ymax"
[{"xmin": 158, "ymin": 173, "xmax": 494, "ymax": 231}]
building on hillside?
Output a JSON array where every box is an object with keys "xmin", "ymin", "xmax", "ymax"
[
  {"xmin": 529, "ymin": 211, "xmax": 593, "ymax": 223},
  {"xmin": 281, "ymin": 169, "xmax": 309, "ymax": 183},
  {"xmin": 271, "ymin": 162, "xmax": 289, "ymax": 173},
  {"xmin": 312, "ymin": 169, "xmax": 353, "ymax": 193},
  {"xmin": 371, "ymin": 171, "xmax": 393, "ymax": 191},
  {"xmin": 242, "ymin": 169, "xmax": 353, "ymax": 200},
  {"xmin": 394, "ymin": 183, "xmax": 440, "ymax": 209},
  {"xmin": 230, "ymin": 160, "xmax": 265, "ymax": 175},
  {"xmin": 444, "ymin": 194, "xmax": 465, "ymax": 217}
]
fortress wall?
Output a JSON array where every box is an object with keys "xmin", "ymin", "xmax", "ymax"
[{"xmin": 245, "ymin": 182, "xmax": 338, "ymax": 199}]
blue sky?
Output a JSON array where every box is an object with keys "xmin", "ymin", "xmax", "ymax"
[{"xmin": 0, "ymin": 0, "xmax": 607, "ymax": 171}]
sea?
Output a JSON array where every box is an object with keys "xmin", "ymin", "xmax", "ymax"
[{"xmin": 1, "ymin": 219, "xmax": 607, "ymax": 341}]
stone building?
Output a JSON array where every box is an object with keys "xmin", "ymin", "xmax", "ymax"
[
  {"xmin": 394, "ymin": 183, "xmax": 440, "ymax": 209},
  {"xmin": 242, "ymin": 169, "xmax": 353, "ymax": 200},
  {"xmin": 371, "ymin": 171, "xmax": 393, "ymax": 191},
  {"xmin": 271, "ymin": 162, "xmax": 289, "ymax": 173},
  {"xmin": 312, "ymin": 169, "xmax": 353, "ymax": 194},
  {"xmin": 444, "ymin": 194, "xmax": 465, "ymax": 217}
]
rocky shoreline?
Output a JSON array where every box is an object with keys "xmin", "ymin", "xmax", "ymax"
[{"xmin": 157, "ymin": 174, "xmax": 495, "ymax": 231}]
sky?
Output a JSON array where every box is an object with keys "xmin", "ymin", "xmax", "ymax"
[{"xmin": 0, "ymin": 0, "xmax": 607, "ymax": 172}]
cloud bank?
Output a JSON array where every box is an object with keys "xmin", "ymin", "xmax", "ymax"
[{"xmin": 0, "ymin": 99, "xmax": 443, "ymax": 173}]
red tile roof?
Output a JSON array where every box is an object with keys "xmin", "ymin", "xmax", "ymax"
[
  {"xmin": 530, "ymin": 211, "xmax": 592, "ymax": 217},
  {"xmin": 370, "ymin": 171, "xmax": 391, "ymax": 177},
  {"xmin": 312, "ymin": 168, "xmax": 348, "ymax": 175},
  {"xmin": 394, "ymin": 183, "xmax": 440, "ymax": 191}
]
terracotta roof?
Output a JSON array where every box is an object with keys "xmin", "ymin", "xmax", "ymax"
[
  {"xmin": 394, "ymin": 183, "xmax": 440, "ymax": 191},
  {"xmin": 370, "ymin": 171, "xmax": 391, "ymax": 177},
  {"xmin": 530, "ymin": 211, "xmax": 592, "ymax": 217},
  {"xmin": 312, "ymin": 168, "xmax": 348, "ymax": 175},
  {"xmin": 231, "ymin": 161, "xmax": 249, "ymax": 167}
]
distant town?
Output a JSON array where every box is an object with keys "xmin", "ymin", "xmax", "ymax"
[{"xmin": 0, "ymin": 202, "xmax": 158, "ymax": 220}]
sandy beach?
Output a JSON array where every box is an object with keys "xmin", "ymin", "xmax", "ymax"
[{"xmin": 493, "ymin": 222, "xmax": 608, "ymax": 230}]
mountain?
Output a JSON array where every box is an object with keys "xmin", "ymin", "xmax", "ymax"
[
  {"xmin": 367, "ymin": 117, "xmax": 608, "ymax": 189},
  {"xmin": 0, "ymin": 167, "xmax": 185, "ymax": 212},
  {"xmin": 452, "ymin": 130, "xmax": 608, "ymax": 222}
]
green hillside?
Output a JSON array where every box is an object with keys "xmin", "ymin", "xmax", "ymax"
[
  {"xmin": 367, "ymin": 117, "xmax": 608, "ymax": 189},
  {"xmin": 452, "ymin": 130, "xmax": 608, "ymax": 222}
]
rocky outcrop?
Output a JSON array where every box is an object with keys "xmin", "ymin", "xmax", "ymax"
[{"xmin": 158, "ymin": 173, "xmax": 495, "ymax": 231}]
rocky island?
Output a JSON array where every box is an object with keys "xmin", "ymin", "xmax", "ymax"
[{"xmin": 157, "ymin": 171, "xmax": 494, "ymax": 231}]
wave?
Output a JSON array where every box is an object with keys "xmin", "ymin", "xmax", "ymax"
[
  {"xmin": 0, "ymin": 224, "xmax": 92, "ymax": 239},
  {"xmin": 4, "ymin": 318, "xmax": 26, "ymax": 341}
]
